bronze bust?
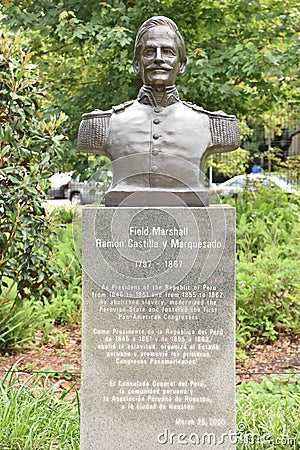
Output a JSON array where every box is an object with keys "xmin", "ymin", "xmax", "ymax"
[{"xmin": 78, "ymin": 16, "xmax": 240, "ymax": 206}]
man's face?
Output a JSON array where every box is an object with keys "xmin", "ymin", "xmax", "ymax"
[{"xmin": 135, "ymin": 26, "xmax": 185, "ymax": 88}]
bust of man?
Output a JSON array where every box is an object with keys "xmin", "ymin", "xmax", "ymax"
[{"xmin": 78, "ymin": 16, "xmax": 240, "ymax": 206}]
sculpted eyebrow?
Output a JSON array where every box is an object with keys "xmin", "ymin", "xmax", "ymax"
[{"xmin": 143, "ymin": 42, "xmax": 176, "ymax": 49}]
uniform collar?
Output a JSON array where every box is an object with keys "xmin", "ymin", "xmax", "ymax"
[{"xmin": 137, "ymin": 85, "xmax": 180, "ymax": 107}]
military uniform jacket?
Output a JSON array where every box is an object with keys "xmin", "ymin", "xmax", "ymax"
[{"xmin": 78, "ymin": 86, "xmax": 240, "ymax": 192}]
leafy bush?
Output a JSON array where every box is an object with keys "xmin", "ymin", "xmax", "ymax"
[
  {"xmin": 0, "ymin": 222, "xmax": 81, "ymax": 353},
  {"xmin": 206, "ymin": 148, "xmax": 250, "ymax": 182},
  {"xmin": 44, "ymin": 224, "xmax": 82, "ymax": 326},
  {"xmin": 0, "ymin": 33, "xmax": 68, "ymax": 318},
  {"xmin": 42, "ymin": 283, "xmax": 82, "ymax": 329},
  {"xmin": 233, "ymin": 187, "xmax": 300, "ymax": 352},
  {"xmin": 236, "ymin": 250, "xmax": 300, "ymax": 350},
  {"xmin": 234, "ymin": 186, "xmax": 299, "ymax": 259},
  {"xmin": 49, "ymin": 206, "xmax": 75, "ymax": 225}
]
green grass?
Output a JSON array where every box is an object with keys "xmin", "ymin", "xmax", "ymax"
[
  {"xmin": 0, "ymin": 370, "xmax": 80, "ymax": 450},
  {"xmin": 236, "ymin": 375, "xmax": 300, "ymax": 449},
  {"xmin": 0, "ymin": 371, "xmax": 298, "ymax": 449}
]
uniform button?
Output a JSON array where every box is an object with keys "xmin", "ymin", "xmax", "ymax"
[
  {"xmin": 152, "ymin": 149, "xmax": 159, "ymax": 156},
  {"xmin": 153, "ymin": 118, "xmax": 160, "ymax": 124},
  {"xmin": 151, "ymin": 165, "xmax": 158, "ymax": 172},
  {"xmin": 154, "ymin": 107, "xmax": 161, "ymax": 113},
  {"xmin": 153, "ymin": 133, "xmax": 160, "ymax": 139}
]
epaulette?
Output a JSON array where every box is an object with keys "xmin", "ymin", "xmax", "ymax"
[
  {"xmin": 183, "ymin": 101, "xmax": 236, "ymax": 120},
  {"xmin": 81, "ymin": 109, "xmax": 113, "ymax": 120},
  {"xmin": 183, "ymin": 101, "xmax": 240, "ymax": 149},
  {"xmin": 112, "ymin": 100, "xmax": 134, "ymax": 113},
  {"xmin": 183, "ymin": 101, "xmax": 205, "ymax": 113},
  {"xmin": 78, "ymin": 108, "xmax": 113, "ymax": 152},
  {"xmin": 78, "ymin": 101, "xmax": 134, "ymax": 152}
]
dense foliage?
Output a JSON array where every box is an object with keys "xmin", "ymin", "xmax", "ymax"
[
  {"xmin": 0, "ymin": 33, "xmax": 67, "ymax": 327},
  {"xmin": 0, "ymin": 215, "xmax": 81, "ymax": 353},
  {"xmin": 232, "ymin": 187, "xmax": 300, "ymax": 353},
  {"xmin": 1, "ymin": 0, "xmax": 299, "ymax": 169}
]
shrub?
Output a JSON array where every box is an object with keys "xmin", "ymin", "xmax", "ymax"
[
  {"xmin": 234, "ymin": 186, "xmax": 299, "ymax": 259},
  {"xmin": 0, "ymin": 33, "xmax": 67, "ymax": 320},
  {"xmin": 0, "ymin": 220, "xmax": 82, "ymax": 354},
  {"xmin": 37, "ymin": 223, "xmax": 82, "ymax": 334},
  {"xmin": 233, "ymin": 187, "xmax": 300, "ymax": 352},
  {"xmin": 236, "ymin": 249, "xmax": 300, "ymax": 349},
  {"xmin": 46, "ymin": 224, "xmax": 82, "ymax": 326},
  {"xmin": 49, "ymin": 206, "xmax": 75, "ymax": 225}
]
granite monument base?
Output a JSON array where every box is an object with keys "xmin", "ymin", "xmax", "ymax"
[
  {"xmin": 81, "ymin": 206, "xmax": 236, "ymax": 449},
  {"xmin": 105, "ymin": 189, "xmax": 210, "ymax": 207}
]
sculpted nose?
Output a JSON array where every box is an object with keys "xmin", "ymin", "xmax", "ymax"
[{"xmin": 154, "ymin": 48, "xmax": 164, "ymax": 64}]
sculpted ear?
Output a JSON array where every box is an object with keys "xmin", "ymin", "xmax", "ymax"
[
  {"xmin": 178, "ymin": 60, "xmax": 187, "ymax": 76},
  {"xmin": 133, "ymin": 59, "xmax": 140, "ymax": 77}
]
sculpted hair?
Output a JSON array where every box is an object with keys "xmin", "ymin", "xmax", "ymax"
[{"xmin": 133, "ymin": 16, "xmax": 187, "ymax": 65}]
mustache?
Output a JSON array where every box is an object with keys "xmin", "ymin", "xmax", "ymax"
[{"xmin": 147, "ymin": 64, "xmax": 173, "ymax": 71}]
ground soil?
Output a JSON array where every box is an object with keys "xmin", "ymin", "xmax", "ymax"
[{"xmin": 0, "ymin": 326, "xmax": 299, "ymax": 390}]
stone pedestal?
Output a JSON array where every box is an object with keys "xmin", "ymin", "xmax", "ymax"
[{"xmin": 81, "ymin": 206, "xmax": 236, "ymax": 449}]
